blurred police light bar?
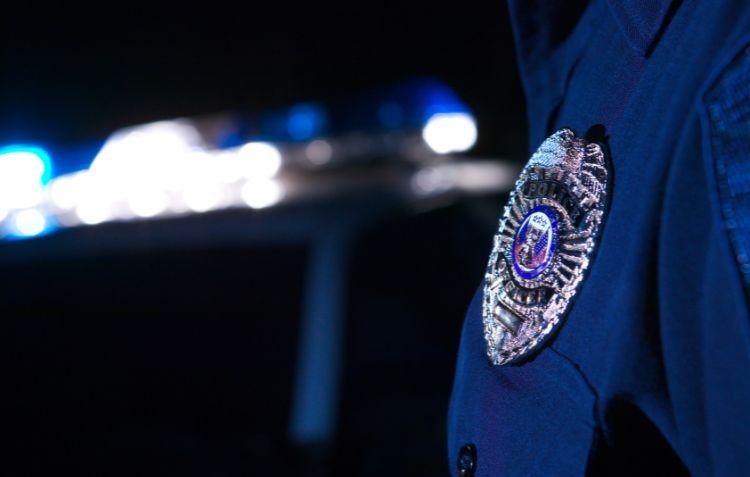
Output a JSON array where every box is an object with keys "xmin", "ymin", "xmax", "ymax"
[
  {"xmin": 45, "ymin": 122, "xmax": 286, "ymax": 229},
  {"xmin": 245, "ymin": 78, "xmax": 477, "ymax": 154},
  {"xmin": 0, "ymin": 79, "xmax": 484, "ymax": 240}
]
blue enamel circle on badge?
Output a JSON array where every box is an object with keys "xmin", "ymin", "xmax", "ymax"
[{"xmin": 512, "ymin": 205, "xmax": 558, "ymax": 279}]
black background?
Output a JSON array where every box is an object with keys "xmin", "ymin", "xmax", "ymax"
[
  {"xmin": 0, "ymin": 2, "xmax": 526, "ymax": 476},
  {"xmin": 0, "ymin": 1, "xmax": 525, "ymax": 156}
]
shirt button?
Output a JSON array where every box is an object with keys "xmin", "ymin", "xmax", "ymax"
[{"xmin": 458, "ymin": 443, "xmax": 477, "ymax": 477}]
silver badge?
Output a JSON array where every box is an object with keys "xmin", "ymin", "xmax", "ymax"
[{"xmin": 483, "ymin": 128, "xmax": 609, "ymax": 365}]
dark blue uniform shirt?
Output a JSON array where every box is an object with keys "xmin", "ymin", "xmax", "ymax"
[{"xmin": 448, "ymin": 1, "xmax": 750, "ymax": 475}]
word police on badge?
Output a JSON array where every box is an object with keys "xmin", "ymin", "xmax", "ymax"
[{"xmin": 483, "ymin": 128, "xmax": 609, "ymax": 366}]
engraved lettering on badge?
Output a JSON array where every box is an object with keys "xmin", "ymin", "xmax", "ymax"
[{"xmin": 482, "ymin": 128, "xmax": 609, "ymax": 366}]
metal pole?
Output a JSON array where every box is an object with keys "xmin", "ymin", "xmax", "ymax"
[{"xmin": 288, "ymin": 224, "xmax": 349, "ymax": 445}]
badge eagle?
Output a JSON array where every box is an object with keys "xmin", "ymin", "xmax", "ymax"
[{"xmin": 483, "ymin": 128, "xmax": 609, "ymax": 365}]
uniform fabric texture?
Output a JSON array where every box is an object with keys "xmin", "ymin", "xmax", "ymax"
[
  {"xmin": 704, "ymin": 44, "xmax": 750, "ymax": 293},
  {"xmin": 448, "ymin": 1, "xmax": 750, "ymax": 475}
]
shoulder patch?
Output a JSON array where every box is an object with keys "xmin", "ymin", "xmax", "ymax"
[
  {"xmin": 704, "ymin": 44, "xmax": 750, "ymax": 292},
  {"xmin": 483, "ymin": 128, "xmax": 609, "ymax": 366}
]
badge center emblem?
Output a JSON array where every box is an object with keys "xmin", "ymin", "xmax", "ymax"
[
  {"xmin": 483, "ymin": 128, "xmax": 609, "ymax": 365},
  {"xmin": 512, "ymin": 205, "xmax": 558, "ymax": 278}
]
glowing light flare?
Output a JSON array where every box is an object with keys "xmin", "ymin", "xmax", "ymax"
[
  {"xmin": 182, "ymin": 183, "xmax": 223, "ymax": 213},
  {"xmin": 0, "ymin": 146, "xmax": 53, "ymax": 209},
  {"xmin": 128, "ymin": 188, "xmax": 169, "ymax": 218},
  {"xmin": 240, "ymin": 179, "xmax": 283, "ymax": 209},
  {"xmin": 0, "ymin": 151, "xmax": 47, "ymax": 179},
  {"xmin": 90, "ymin": 120, "xmax": 204, "ymax": 192},
  {"xmin": 10, "ymin": 209, "xmax": 48, "ymax": 237},
  {"xmin": 421, "ymin": 113, "xmax": 478, "ymax": 154},
  {"xmin": 233, "ymin": 142, "xmax": 282, "ymax": 180},
  {"xmin": 48, "ymin": 173, "xmax": 83, "ymax": 210},
  {"xmin": 76, "ymin": 202, "xmax": 112, "ymax": 225},
  {"xmin": 287, "ymin": 104, "xmax": 327, "ymax": 141},
  {"xmin": 73, "ymin": 171, "xmax": 117, "ymax": 225}
]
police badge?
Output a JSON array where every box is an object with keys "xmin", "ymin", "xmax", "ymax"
[{"xmin": 483, "ymin": 128, "xmax": 609, "ymax": 365}]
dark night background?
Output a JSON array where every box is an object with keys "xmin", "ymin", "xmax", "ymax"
[{"xmin": 0, "ymin": 2, "xmax": 526, "ymax": 475}]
